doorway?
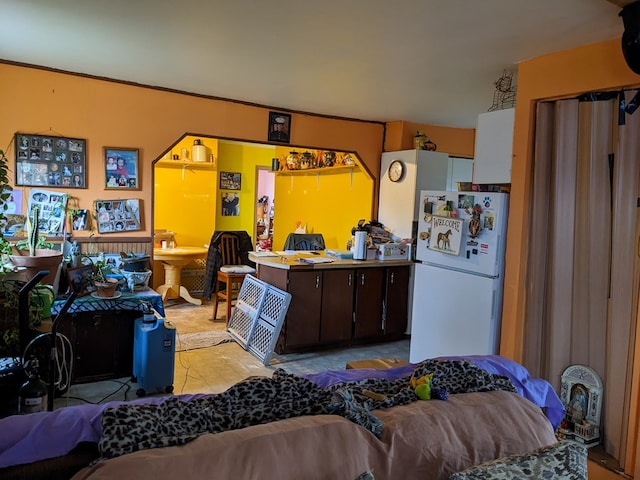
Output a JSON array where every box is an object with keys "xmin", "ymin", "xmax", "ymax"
[{"xmin": 254, "ymin": 166, "xmax": 275, "ymax": 251}]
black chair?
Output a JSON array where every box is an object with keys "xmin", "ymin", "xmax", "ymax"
[{"xmin": 283, "ymin": 233, "xmax": 325, "ymax": 251}]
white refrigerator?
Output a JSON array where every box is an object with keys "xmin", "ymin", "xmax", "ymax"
[{"xmin": 409, "ymin": 190, "xmax": 509, "ymax": 363}]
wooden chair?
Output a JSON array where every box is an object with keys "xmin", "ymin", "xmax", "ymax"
[{"xmin": 212, "ymin": 234, "xmax": 256, "ymax": 324}]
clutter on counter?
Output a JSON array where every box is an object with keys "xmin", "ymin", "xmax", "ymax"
[{"xmin": 348, "ymin": 219, "xmax": 412, "ymax": 261}]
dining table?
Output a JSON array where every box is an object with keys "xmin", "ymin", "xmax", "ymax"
[{"xmin": 153, "ymin": 246, "xmax": 208, "ymax": 305}]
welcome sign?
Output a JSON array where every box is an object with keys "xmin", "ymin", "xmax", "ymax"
[{"xmin": 429, "ymin": 216, "xmax": 463, "ymax": 255}]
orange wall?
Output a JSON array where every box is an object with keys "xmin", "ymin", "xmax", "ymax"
[
  {"xmin": 384, "ymin": 120, "xmax": 475, "ymax": 158},
  {"xmin": 0, "ymin": 62, "xmax": 385, "ymax": 238},
  {"xmin": 503, "ymin": 38, "xmax": 640, "ymax": 477},
  {"xmin": 0, "ymin": 62, "xmax": 476, "ymax": 252},
  {"xmin": 500, "ymin": 38, "xmax": 640, "ymax": 361}
]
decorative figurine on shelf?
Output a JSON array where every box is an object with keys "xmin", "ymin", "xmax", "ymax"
[
  {"xmin": 323, "ymin": 150, "xmax": 336, "ymax": 167},
  {"xmin": 414, "ymin": 131, "xmax": 438, "ymax": 151},
  {"xmin": 286, "ymin": 151, "xmax": 300, "ymax": 170}
]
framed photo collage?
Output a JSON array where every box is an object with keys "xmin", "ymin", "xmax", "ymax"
[{"xmin": 13, "ymin": 133, "xmax": 143, "ymax": 234}]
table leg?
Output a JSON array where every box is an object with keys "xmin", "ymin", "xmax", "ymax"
[
  {"xmin": 156, "ymin": 284, "xmax": 171, "ymax": 302},
  {"xmin": 178, "ymin": 286, "xmax": 202, "ymax": 306}
]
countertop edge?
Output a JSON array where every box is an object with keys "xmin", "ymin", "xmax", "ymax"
[{"xmin": 249, "ymin": 252, "xmax": 412, "ymax": 270}]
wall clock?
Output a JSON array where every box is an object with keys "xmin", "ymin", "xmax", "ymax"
[{"xmin": 388, "ymin": 160, "xmax": 405, "ymax": 182}]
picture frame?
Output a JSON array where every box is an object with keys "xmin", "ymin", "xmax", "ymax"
[
  {"xmin": 66, "ymin": 265, "xmax": 93, "ymax": 297},
  {"xmin": 27, "ymin": 188, "xmax": 68, "ymax": 236},
  {"xmin": 104, "ymin": 147, "xmax": 140, "ymax": 190},
  {"xmin": 95, "ymin": 198, "xmax": 142, "ymax": 233},
  {"xmin": 15, "ymin": 133, "xmax": 87, "ymax": 188},
  {"xmin": 71, "ymin": 209, "xmax": 89, "ymax": 231},
  {"xmin": 219, "ymin": 171, "xmax": 241, "ymax": 190},
  {"xmin": 221, "ymin": 192, "xmax": 240, "ymax": 216},
  {"xmin": 428, "ymin": 216, "xmax": 463, "ymax": 256},
  {"xmin": 267, "ymin": 111, "xmax": 291, "ymax": 144}
]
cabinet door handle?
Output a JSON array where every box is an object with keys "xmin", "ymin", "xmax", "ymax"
[
  {"xmin": 348, "ymin": 274, "xmax": 352, "ymax": 286},
  {"xmin": 390, "ymin": 272, "xmax": 395, "ymax": 284},
  {"xmin": 361, "ymin": 273, "xmax": 365, "ymax": 285},
  {"xmin": 315, "ymin": 275, "xmax": 320, "ymax": 289}
]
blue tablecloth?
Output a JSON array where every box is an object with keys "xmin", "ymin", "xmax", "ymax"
[{"xmin": 51, "ymin": 289, "xmax": 165, "ymax": 317}]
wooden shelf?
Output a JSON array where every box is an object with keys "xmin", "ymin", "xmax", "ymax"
[
  {"xmin": 275, "ymin": 165, "xmax": 356, "ymax": 176},
  {"xmin": 156, "ymin": 160, "xmax": 216, "ymax": 170}
]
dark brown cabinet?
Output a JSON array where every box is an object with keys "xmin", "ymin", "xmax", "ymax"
[
  {"xmin": 320, "ymin": 269, "xmax": 354, "ymax": 344},
  {"xmin": 256, "ymin": 261, "xmax": 410, "ymax": 354},
  {"xmin": 285, "ymin": 271, "xmax": 322, "ymax": 348},
  {"xmin": 353, "ymin": 268, "xmax": 384, "ymax": 339},
  {"xmin": 57, "ymin": 310, "xmax": 139, "ymax": 383},
  {"xmin": 383, "ymin": 266, "xmax": 410, "ymax": 338}
]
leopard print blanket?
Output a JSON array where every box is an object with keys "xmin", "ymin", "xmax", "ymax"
[{"xmin": 99, "ymin": 359, "xmax": 516, "ymax": 459}]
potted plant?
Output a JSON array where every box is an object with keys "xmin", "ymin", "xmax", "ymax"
[
  {"xmin": 9, "ymin": 205, "xmax": 63, "ymax": 286},
  {"xmin": 85, "ymin": 256, "xmax": 120, "ymax": 298}
]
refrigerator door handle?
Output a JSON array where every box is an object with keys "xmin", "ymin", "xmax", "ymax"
[{"xmin": 491, "ymin": 289, "xmax": 497, "ymax": 318}]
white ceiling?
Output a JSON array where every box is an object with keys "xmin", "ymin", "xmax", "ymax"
[{"xmin": 0, "ymin": 0, "xmax": 629, "ymax": 128}]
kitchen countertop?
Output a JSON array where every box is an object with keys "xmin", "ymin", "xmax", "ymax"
[{"xmin": 249, "ymin": 251, "xmax": 412, "ymax": 270}]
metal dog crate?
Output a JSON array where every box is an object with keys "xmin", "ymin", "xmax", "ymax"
[{"xmin": 227, "ymin": 275, "xmax": 291, "ymax": 366}]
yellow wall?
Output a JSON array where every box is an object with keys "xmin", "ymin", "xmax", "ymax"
[
  {"xmin": 215, "ymin": 141, "xmax": 274, "ymax": 234},
  {"xmin": 273, "ymin": 167, "xmax": 374, "ymax": 251},
  {"xmin": 154, "ymin": 136, "xmax": 219, "ymax": 248}
]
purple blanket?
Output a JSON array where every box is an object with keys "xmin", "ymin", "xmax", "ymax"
[{"xmin": 0, "ymin": 355, "xmax": 564, "ymax": 469}]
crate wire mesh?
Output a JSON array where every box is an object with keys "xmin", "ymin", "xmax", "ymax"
[{"xmin": 227, "ymin": 275, "xmax": 291, "ymax": 365}]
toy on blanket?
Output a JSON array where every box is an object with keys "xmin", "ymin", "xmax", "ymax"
[{"xmin": 410, "ymin": 372, "xmax": 448, "ymax": 401}]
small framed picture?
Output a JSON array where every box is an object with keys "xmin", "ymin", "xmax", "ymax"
[
  {"xmin": 104, "ymin": 147, "xmax": 140, "ymax": 190},
  {"xmin": 221, "ymin": 192, "xmax": 240, "ymax": 216},
  {"xmin": 71, "ymin": 209, "xmax": 90, "ymax": 231},
  {"xmin": 267, "ymin": 111, "xmax": 291, "ymax": 144},
  {"xmin": 219, "ymin": 171, "xmax": 241, "ymax": 190},
  {"xmin": 95, "ymin": 198, "xmax": 142, "ymax": 234},
  {"xmin": 66, "ymin": 265, "xmax": 93, "ymax": 297}
]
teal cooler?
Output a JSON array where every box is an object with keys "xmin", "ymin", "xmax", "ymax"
[{"xmin": 132, "ymin": 309, "xmax": 175, "ymax": 397}]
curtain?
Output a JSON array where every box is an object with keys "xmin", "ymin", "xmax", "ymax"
[{"xmin": 524, "ymin": 91, "xmax": 640, "ymax": 465}]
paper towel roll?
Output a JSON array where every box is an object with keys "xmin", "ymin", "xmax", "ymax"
[{"xmin": 353, "ymin": 230, "xmax": 367, "ymax": 260}]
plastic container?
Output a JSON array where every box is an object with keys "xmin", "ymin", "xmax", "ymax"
[
  {"xmin": 192, "ymin": 138, "xmax": 207, "ymax": 162},
  {"xmin": 353, "ymin": 230, "xmax": 367, "ymax": 260},
  {"xmin": 132, "ymin": 311, "xmax": 175, "ymax": 397}
]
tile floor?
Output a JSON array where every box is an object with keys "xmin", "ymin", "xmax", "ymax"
[{"xmin": 53, "ymin": 298, "xmax": 410, "ymax": 409}]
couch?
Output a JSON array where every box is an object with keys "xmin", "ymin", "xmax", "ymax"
[{"xmin": 0, "ymin": 356, "xmax": 565, "ymax": 480}]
